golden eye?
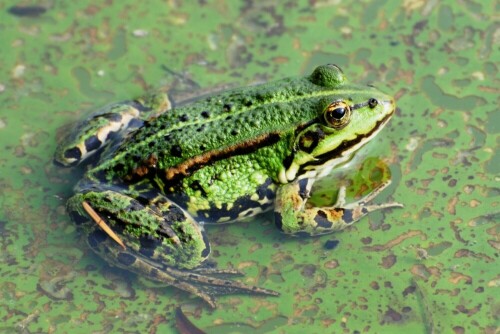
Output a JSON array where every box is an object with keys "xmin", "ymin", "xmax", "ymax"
[{"xmin": 324, "ymin": 101, "xmax": 351, "ymax": 129}]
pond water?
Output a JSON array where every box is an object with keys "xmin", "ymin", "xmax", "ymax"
[{"xmin": 0, "ymin": 1, "xmax": 497, "ymax": 333}]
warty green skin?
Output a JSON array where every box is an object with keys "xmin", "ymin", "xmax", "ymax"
[{"xmin": 55, "ymin": 64, "xmax": 400, "ymax": 307}]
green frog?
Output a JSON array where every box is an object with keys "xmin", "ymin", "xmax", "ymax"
[{"xmin": 55, "ymin": 64, "xmax": 402, "ymax": 307}]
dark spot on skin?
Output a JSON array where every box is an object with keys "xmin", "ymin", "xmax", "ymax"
[
  {"xmin": 201, "ymin": 111, "xmax": 210, "ymax": 118},
  {"xmin": 117, "ymin": 252, "xmax": 137, "ymax": 266},
  {"xmin": 126, "ymin": 199, "xmax": 144, "ymax": 212},
  {"xmin": 243, "ymin": 99, "xmax": 253, "ymax": 107},
  {"xmin": 361, "ymin": 207, "xmax": 368, "ymax": 214},
  {"xmin": 200, "ymin": 230, "xmax": 210, "ymax": 258},
  {"xmin": 225, "ymin": 115, "xmax": 232, "ymax": 120},
  {"xmin": 297, "ymin": 179, "xmax": 309, "ymax": 199},
  {"xmin": 189, "ymin": 180, "xmax": 208, "ymax": 197},
  {"xmin": 106, "ymin": 131, "xmax": 119, "ymax": 142},
  {"xmin": 84, "ymin": 135, "xmax": 102, "ymax": 152},
  {"xmin": 201, "ymin": 244, "xmax": 210, "ymax": 258},
  {"xmin": 150, "ymin": 268, "xmax": 160, "ymax": 279},
  {"xmin": 199, "ymin": 144, "xmax": 206, "ymax": 151},
  {"xmin": 128, "ymin": 118, "xmax": 143, "ymax": 128},
  {"xmin": 230, "ymin": 129, "xmax": 238, "ymax": 136},
  {"xmin": 282, "ymin": 155, "xmax": 294, "ymax": 170},
  {"xmin": 112, "ymin": 162, "xmax": 125, "ymax": 173},
  {"xmin": 170, "ymin": 145, "xmax": 183, "ymax": 157},
  {"xmin": 314, "ymin": 210, "xmax": 333, "ymax": 229},
  {"xmin": 160, "ymin": 205, "xmax": 187, "ymax": 224},
  {"xmin": 196, "ymin": 125, "xmax": 205, "ymax": 132},
  {"xmin": 87, "ymin": 230, "xmax": 108, "ymax": 248},
  {"xmin": 298, "ymin": 128, "xmax": 326, "ymax": 153},
  {"xmin": 132, "ymin": 100, "xmax": 153, "ymax": 112},
  {"xmin": 343, "ymin": 209, "xmax": 353, "ymax": 224},
  {"xmin": 178, "ymin": 114, "xmax": 189, "ymax": 122},
  {"xmin": 64, "ymin": 147, "xmax": 82, "ymax": 161},
  {"xmin": 324, "ymin": 239, "xmax": 339, "ymax": 250},
  {"xmin": 223, "ymin": 103, "xmax": 233, "ymax": 112},
  {"xmin": 102, "ymin": 112, "xmax": 123, "ymax": 122},
  {"xmin": 139, "ymin": 236, "xmax": 162, "ymax": 258},
  {"xmin": 256, "ymin": 178, "xmax": 274, "ymax": 200}
]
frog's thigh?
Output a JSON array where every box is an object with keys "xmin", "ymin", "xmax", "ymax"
[
  {"xmin": 55, "ymin": 92, "xmax": 172, "ymax": 167},
  {"xmin": 274, "ymin": 179, "xmax": 401, "ymax": 236},
  {"xmin": 67, "ymin": 190, "xmax": 210, "ymax": 271}
]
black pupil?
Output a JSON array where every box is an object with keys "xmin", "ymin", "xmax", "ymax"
[
  {"xmin": 368, "ymin": 98, "xmax": 378, "ymax": 108},
  {"xmin": 330, "ymin": 107, "xmax": 345, "ymax": 119}
]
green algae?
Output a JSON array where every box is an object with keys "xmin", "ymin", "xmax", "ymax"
[{"xmin": 0, "ymin": 1, "xmax": 498, "ymax": 333}]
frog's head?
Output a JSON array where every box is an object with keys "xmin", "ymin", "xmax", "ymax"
[{"xmin": 281, "ymin": 64, "xmax": 396, "ymax": 183}]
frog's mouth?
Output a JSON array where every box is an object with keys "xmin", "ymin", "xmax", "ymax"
[{"xmin": 292, "ymin": 102, "xmax": 396, "ymax": 180}]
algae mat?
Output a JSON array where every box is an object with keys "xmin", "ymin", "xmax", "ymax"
[{"xmin": 0, "ymin": 1, "xmax": 498, "ymax": 333}]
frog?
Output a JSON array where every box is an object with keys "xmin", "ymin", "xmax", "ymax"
[{"xmin": 54, "ymin": 64, "xmax": 402, "ymax": 307}]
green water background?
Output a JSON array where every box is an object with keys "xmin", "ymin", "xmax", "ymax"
[{"xmin": 0, "ymin": 1, "xmax": 498, "ymax": 333}]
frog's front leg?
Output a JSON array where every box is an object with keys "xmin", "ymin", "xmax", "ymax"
[
  {"xmin": 55, "ymin": 92, "xmax": 171, "ymax": 167},
  {"xmin": 68, "ymin": 189, "xmax": 277, "ymax": 308},
  {"xmin": 274, "ymin": 179, "xmax": 403, "ymax": 236}
]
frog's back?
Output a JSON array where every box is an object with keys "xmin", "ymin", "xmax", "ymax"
[{"xmin": 94, "ymin": 76, "xmax": 327, "ymax": 182}]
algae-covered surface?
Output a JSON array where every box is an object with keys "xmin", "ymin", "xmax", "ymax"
[{"xmin": 0, "ymin": 1, "xmax": 498, "ymax": 333}]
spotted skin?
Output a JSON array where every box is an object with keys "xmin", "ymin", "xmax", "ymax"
[{"xmin": 55, "ymin": 93, "xmax": 171, "ymax": 167}]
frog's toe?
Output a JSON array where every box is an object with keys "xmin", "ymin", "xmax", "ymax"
[
  {"xmin": 160, "ymin": 266, "xmax": 280, "ymax": 308},
  {"xmin": 192, "ymin": 266, "xmax": 244, "ymax": 276},
  {"xmin": 120, "ymin": 249, "xmax": 278, "ymax": 308}
]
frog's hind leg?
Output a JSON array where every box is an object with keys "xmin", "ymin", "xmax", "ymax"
[
  {"xmin": 54, "ymin": 92, "xmax": 171, "ymax": 167},
  {"xmin": 92, "ymin": 241, "xmax": 277, "ymax": 308},
  {"xmin": 68, "ymin": 190, "xmax": 277, "ymax": 308}
]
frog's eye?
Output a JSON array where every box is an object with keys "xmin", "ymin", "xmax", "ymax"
[{"xmin": 323, "ymin": 101, "xmax": 351, "ymax": 129}]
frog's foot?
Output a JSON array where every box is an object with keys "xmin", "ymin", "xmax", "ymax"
[
  {"xmin": 68, "ymin": 190, "xmax": 277, "ymax": 308},
  {"xmin": 54, "ymin": 92, "xmax": 171, "ymax": 167},
  {"xmin": 133, "ymin": 257, "xmax": 278, "ymax": 308},
  {"xmin": 275, "ymin": 179, "xmax": 403, "ymax": 236}
]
